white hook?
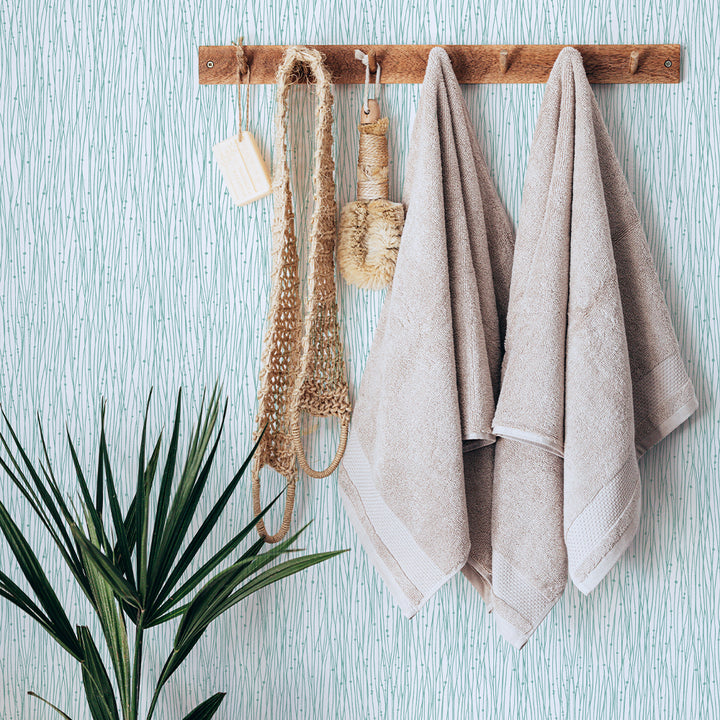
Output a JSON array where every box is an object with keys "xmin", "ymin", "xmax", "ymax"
[{"xmin": 355, "ymin": 49, "xmax": 381, "ymax": 114}]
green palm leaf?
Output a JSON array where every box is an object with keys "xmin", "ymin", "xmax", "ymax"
[
  {"xmin": 114, "ymin": 433, "xmax": 162, "ymax": 565},
  {"xmin": 78, "ymin": 626, "xmax": 121, "ymax": 720},
  {"xmin": 67, "ymin": 430, "xmax": 112, "ymax": 556},
  {"xmin": 146, "ymin": 537, "xmax": 266, "ymax": 627},
  {"xmin": 0, "ymin": 412, "xmax": 75, "ymax": 533},
  {"xmin": 81, "ymin": 506, "xmax": 132, "ymax": 719},
  {"xmin": 97, "ymin": 414, "xmax": 136, "ymax": 590},
  {"xmin": 148, "ymin": 395, "xmax": 224, "ymax": 599},
  {"xmin": 152, "ymin": 524, "xmax": 345, "ymax": 699},
  {"xmin": 0, "ymin": 386, "xmax": 346, "ymax": 720},
  {"xmin": 0, "ymin": 498, "xmax": 82, "ymax": 660},
  {"xmin": 181, "ymin": 692, "xmax": 226, "ymax": 720},
  {"xmin": 71, "ymin": 526, "xmax": 142, "ymax": 611},
  {"xmin": 135, "ymin": 395, "xmax": 149, "ymax": 601},
  {"xmin": 146, "ymin": 531, "xmax": 268, "ymax": 626},
  {"xmin": 0, "ymin": 419, "xmax": 85, "ymax": 581},
  {"xmin": 146, "ymin": 389, "xmax": 182, "ymax": 582},
  {"xmin": 136, "ymin": 395, "xmax": 162, "ymax": 603},
  {"xmin": 146, "ymin": 440, "xmax": 268, "ymax": 617},
  {"xmin": 27, "ymin": 691, "xmax": 74, "ymax": 719},
  {"xmin": 0, "ymin": 570, "xmax": 65, "ymax": 636},
  {"xmin": 0, "ymin": 453, "xmax": 87, "ymax": 592}
]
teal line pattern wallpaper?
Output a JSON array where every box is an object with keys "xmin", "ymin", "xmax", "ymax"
[{"xmin": 1, "ymin": 0, "xmax": 718, "ymax": 718}]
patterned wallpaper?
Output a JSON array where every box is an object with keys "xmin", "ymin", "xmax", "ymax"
[{"xmin": 1, "ymin": 0, "xmax": 718, "ymax": 718}]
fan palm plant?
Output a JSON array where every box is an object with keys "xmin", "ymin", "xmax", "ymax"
[{"xmin": 0, "ymin": 386, "xmax": 344, "ymax": 719}]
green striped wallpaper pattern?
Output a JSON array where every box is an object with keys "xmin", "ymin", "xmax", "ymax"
[{"xmin": 0, "ymin": 0, "xmax": 717, "ymax": 718}]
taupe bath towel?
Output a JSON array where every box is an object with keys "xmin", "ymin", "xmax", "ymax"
[
  {"xmin": 491, "ymin": 47, "xmax": 698, "ymax": 646},
  {"xmin": 338, "ymin": 47, "xmax": 514, "ymax": 616}
]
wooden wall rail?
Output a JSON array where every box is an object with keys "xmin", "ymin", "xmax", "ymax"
[{"xmin": 198, "ymin": 44, "xmax": 681, "ymax": 85}]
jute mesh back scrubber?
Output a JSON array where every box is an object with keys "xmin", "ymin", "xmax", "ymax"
[{"xmin": 252, "ymin": 46, "xmax": 352, "ymax": 543}]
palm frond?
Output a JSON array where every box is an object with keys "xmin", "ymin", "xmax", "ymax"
[
  {"xmin": 146, "ymin": 389, "xmax": 182, "ymax": 589},
  {"xmin": 0, "ymin": 387, "xmax": 346, "ymax": 720},
  {"xmin": 81, "ymin": 505, "xmax": 132, "ymax": 719},
  {"xmin": 27, "ymin": 691, "xmax": 74, "ymax": 719},
  {"xmin": 78, "ymin": 626, "xmax": 121, "ymax": 720},
  {"xmin": 0, "ymin": 498, "xmax": 83, "ymax": 660},
  {"xmin": 181, "ymin": 692, "xmax": 226, "ymax": 720},
  {"xmin": 98, "ymin": 419, "xmax": 136, "ymax": 590},
  {"xmin": 146, "ymin": 396, "xmax": 225, "ymax": 603}
]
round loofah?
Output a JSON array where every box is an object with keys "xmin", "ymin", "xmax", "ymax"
[{"xmin": 338, "ymin": 199, "xmax": 404, "ymax": 290}]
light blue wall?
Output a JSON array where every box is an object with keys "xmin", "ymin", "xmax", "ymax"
[{"xmin": 1, "ymin": 0, "xmax": 718, "ymax": 718}]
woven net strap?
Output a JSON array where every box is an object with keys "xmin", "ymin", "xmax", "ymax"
[
  {"xmin": 252, "ymin": 46, "xmax": 351, "ymax": 541},
  {"xmin": 251, "ymin": 464, "xmax": 297, "ymax": 544},
  {"xmin": 290, "ymin": 414, "xmax": 349, "ymax": 478},
  {"xmin": 284, "ymin": 49, "xmax": 352, "ymax": 479}
]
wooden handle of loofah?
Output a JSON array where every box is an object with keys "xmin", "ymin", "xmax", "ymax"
[
  {"xmin": 361, "ymin": 98, "xmax": 381, "ymax": 124},
  {"xmin": 357, "ymin": 105, "xmax": 390, "ymax": 202},
  {"xmin": 290, "ymin": 415, "xmax": 350, "ymax": 479}
]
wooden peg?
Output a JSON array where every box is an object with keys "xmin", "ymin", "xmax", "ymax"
[
  {"xmin": 629, "ymin": 49, "xmax": 640, "ymax": 74},
  {"xmin": 367, "ymin": 49, "xmax": 377, "ymax": 73},
  {"xmin": 499, "ymin": 48, "xmax": 509, "ymax": 74}
]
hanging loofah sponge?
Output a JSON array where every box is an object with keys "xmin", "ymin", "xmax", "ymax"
[
  {"xmin": 338, "ymin": 198, "xmax": 404, "ymax": 290},
  {"xmin": 338, "ymin": 105, "xmax": 404, "ymax": 289}
]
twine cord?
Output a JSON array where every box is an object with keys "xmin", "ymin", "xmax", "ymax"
[
  {"xmin": 357, "ymin": 117, "xmax": 390, "ymax": 201},
  {"xmin": 234, "ymin": 40, "xmax": 251, "ymax": 136}
]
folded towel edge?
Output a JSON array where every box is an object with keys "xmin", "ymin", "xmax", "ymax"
[
  {"xmin": 490, "ymin": 548, "xmax": 565, "ymax": 648},
  {"xmin": 493, "ymin": 613, "xmax": 533, "ymax": 650},
  {"xmin": 491, "ymin": 583, "xmax": 563, "ymax": 650},
  {"xmin": 461, "ymin": 561, "xmax": 494, "ymax": 610},
  {"xmin": 636, "ymin": 391, "xmax": 699, "ymax": 457},
  {"xmin": 569, "ymin": 477, "xmax": 642, "ymax": 594},
  {"xmin": 491, "ymin": 424, "xmax": 565, "ymax": 457},
  {"xmin": 571, "ymin": 499, "xmax": 641, "ymax": 594},
  {"xmin": 338, "ymin": 480, "xmax": 465, "ymax": 617},
  {"xmin": 338, "ymin": 431, "xmax": 468, "ymax": 616},
  {"xmin": 463, "ymin": 433, "xmax": 496, "ymax": 453}
]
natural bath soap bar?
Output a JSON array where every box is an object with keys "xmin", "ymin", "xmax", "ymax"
[{"xmin": 213, "ymin": 131, "xmax": 272, "ymax": 207}]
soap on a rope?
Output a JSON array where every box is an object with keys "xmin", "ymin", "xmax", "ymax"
[{"xmin": 213, "ymin": 130, "xmax": 272, "ymax": 207}]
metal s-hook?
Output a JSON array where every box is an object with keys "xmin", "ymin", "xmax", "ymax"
[{"xmin": 355, "ymin": 49, "xmax": 382, "ymax": 114}]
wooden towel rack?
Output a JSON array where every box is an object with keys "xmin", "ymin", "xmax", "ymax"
[{"xmin": 198, "ymin": 44, "xmax": 681, "ymax": 85}]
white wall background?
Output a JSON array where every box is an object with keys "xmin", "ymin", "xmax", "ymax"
[{"xmin": 0, "ymin": 0, "xmax": 717, "ymax": 718}]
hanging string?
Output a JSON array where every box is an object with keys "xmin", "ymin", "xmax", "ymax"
[{"xmin": 233, "ymin": 38, "xmax": 251, "ymax": 137}]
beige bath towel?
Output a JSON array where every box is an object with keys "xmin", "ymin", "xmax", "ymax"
[
  {"xmin": 491, "ymin": 46, "xmax": 698, "ymax": 647},
  {"xmin": 338, "ymin": 47, "xmax": 514, "ymax": 616}
]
